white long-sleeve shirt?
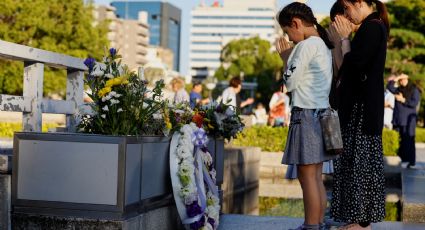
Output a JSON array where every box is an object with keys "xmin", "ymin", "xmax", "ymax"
[
  {"xmin": 221, "ymin": 87, "xmax": 237, "ymax": 107},
  {"xmin": 283, "ymin": 36, "xmax": 332, "ymax": 109}
]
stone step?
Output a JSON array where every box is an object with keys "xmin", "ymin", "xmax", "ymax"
[
  {"xmin": 218, "ymin": 214, "xmax": 425, "ymax": 230},
  {"xmin": 401, "ymin": 167, "xmax": 425, "ymax": 223}
]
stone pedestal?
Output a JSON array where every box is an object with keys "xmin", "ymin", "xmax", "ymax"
[
  {"xmin": 221, "ymin": 146, "xmax": 261, "ymax": 215},
  {"xmin": 0, "ymin": 174, "xmax": 11, "ymax": 230},
  {"xmin": 12, "ymin": 206, "xmax": 184, "ymax": 230}
]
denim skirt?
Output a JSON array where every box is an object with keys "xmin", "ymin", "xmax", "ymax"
[{"xmin": 282, "ymin": 107, "xmax": 338, "ymax": 165}]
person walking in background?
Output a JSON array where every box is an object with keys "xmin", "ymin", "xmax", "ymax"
[
  {"xmin": 276, "ymin": 2, "xmax": 337, "ymax": 230},
  {"xmin": 269, "ymin": 85, "xmax": 290, "ymax": 127},
  {"xmin": 384, "ymin": 76, "xmax": 396, "ymax": 130},
  {"xmin": 330, "ymin": 0, "xmax": 389, "ymax": 229},
  {"xmin": 170, "ymin": 77, "xmax": 189, "ymax": 104},
  {"xmin": 189, "ymin": 81, "xmax": 209, "ymax": 109},
  {"xmin": 221, "ymin": 76, "xmax": 254, "ymax": 110},
  {"xmin": 387, "ymin": 73, "xmax": 421, "ymax": 168}
]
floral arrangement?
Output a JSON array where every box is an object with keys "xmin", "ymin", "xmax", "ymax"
[
  {"xmin": 197, "ymin": 101, "xmax": 245, "ymax": 141},
  {"xmin": 80, "ymin": 48, "xmax": 166, "ymax": 135},
  {"xmin": 80, "ymin": 48, "xmax": 245, "ymax": 230},
  {"xmin": 172, "ymin": 123, "xmax": 220, "ymax": 230}
]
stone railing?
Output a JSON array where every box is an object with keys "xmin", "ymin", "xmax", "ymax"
[{"xmin": 0, "ymin": 39, "xmax": 88, "ymax": 132}]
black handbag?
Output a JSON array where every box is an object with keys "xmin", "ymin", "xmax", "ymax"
[{"xmin": 320, "ymin": 108, "xmax": 343, "ymax": 154}]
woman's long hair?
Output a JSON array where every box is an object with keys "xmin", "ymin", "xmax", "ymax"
[
  {"xmin": 339, "ymin": 0, "xmax": 390, "ymax": 35},
  {"xmin": 277, "ymin": 2, "xmax": 334, "ymax": 49}
]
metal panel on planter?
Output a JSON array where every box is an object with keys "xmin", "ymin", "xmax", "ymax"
[
  {"xmin": 12, "ymin": 132, "xmax": 224, "ymax": 223},
  {"xmin": 12, "ymin": 132, "xmax": 172, "ymax": 219},
  {"xmin": 17, "ymin": 139, "xmax": 119, "ymax": 205},
  {"xmin": 140, "ymin": 137, "xmax": 171, "ymax": 200}
]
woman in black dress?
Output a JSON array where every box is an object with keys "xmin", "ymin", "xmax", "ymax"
[{"xmin": 330, "ymin": 0, "xmax": 390, "ymax": 229}]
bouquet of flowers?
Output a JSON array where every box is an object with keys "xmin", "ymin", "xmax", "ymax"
[
  {"xmin": 79, "ymin": 48, "xmax": 166, "ymax": 136},
  {"xmin": 196, "ymin": 101, "xmax": 245, "ymax": 141}
]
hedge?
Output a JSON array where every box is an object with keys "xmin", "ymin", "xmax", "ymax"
[
  {"xmin": 233, "ymin": 125, "xmax": 400, "ymax": 157},
  {"xmin": 0, "ymin": 123, "xmax": 60, "ymax": 138}
]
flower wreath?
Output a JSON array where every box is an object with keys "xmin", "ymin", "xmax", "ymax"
[{"xmin": 170, "ymin": 123, "xmax": 220, "ymax": 230}]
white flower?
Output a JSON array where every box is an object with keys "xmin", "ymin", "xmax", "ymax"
[
  {"xmin": 143, "ymin": 102, "xmax": 149, "ymax": 109},
  {"xmin": 153, "ymin": 113, "xmax": 162, "ymax": 119},
  {"xmin": 118, "ymin": 66, "xmax": 124, "ymax": 76},
  {"xmin": 102, "ymin": 105, "xmax": 109, "ymax": 111},
  {"xmin": 175, "ymin": 109, "xmax": 185, "ymax": 114},
  {"xmin": 91, "ymin": 70, "xmax": 103, "ymax": 77},
  {"xmin": 117, "ymin": 108, "xmax": 123, "ymax": 113},
  {"xmin": 177, "ymin": 147, "xmax": 192, "ymax": 160},
  {"xmin": 110, "ymin": 99, "xmax": 120, "ymax": 105},
  {"xmin": 105, "ymin": 73, "xmax": 114, "ymax": 79},
  {"xmin": 114, "ymin": 93, "xmax": 122, "ymax": 98},
  {"xmin": 179, "ymin": 160, "xmax": 194, "ymax": 176},
  {"xmin": 180, "ymin": 184, "xmax": 197, "ymax": 199},
  {"xmin": 102, "ymin": 94, "xmax": 112, "ymax": 102},
  {"xmin": 109, "ymin": 91, "xmax": 117, "ymax": 97},
  {"xmin": 101, "ymin": 114, "xmax": 106, "ymax": 119},
  {"xmin": 205, "ymin": 206, "xmax": 219, "ymax": 222}
]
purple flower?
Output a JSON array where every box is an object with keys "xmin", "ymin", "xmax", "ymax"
[
  {"xmin": 187, "ymin": 201, "xmax": 202, "ymax": 218},
  {"xmin": 207, "ymin": 217, "xmax": 215, "ymax": 228},
  {"xmin": 109, "ymin": 48, "xmax": 117, "ymax": 57},
  {"xmin": 190, "ymin": 215, "xmax": 205, "ymax": 230},
  {"xmin": 84, "ymin": 57, "xmax": 96, "ymax": 72},
  {"xmin": 215, "ymin": 105, "xmax": 223, "ymax": 113},
  {"xmin": 192, "ymin": 128, "xmax": 208, "ymax": 147}
]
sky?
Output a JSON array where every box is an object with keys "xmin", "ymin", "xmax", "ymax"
[{"xmin": 94, "ymin": 0, "xmax": 335, "ymax": 75}]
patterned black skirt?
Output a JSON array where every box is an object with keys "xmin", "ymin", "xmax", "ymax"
[{"xmin": 331, "ymin": 103, "xmax": 386, "ymax": 223}]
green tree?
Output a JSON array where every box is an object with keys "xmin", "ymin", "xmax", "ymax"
[
  {"xmin": 386, "ymin": 0, "xmax": 425, "ymax": 35},
  {"xmin": 0, "ymin": 0, "xmax": 109, "ymax": 96},
  {"xmin": 214, "ymin": 37, "xmax": 283, "ymax": 107},
  {"xmin": 320, "ymin": 16, "xmax": 331, "ymax": 29}
]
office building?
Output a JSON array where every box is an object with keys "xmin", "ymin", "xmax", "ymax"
[{"xmin": 111, "ymin": 1, "xmax": 182, "ymax": 71}]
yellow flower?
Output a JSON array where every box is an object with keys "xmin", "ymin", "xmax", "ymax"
[
  {"xmin": 98, "ymin": 87, "xmax": 112, "ymax": 97},
  {"xmin": 166, "ymin": 121, "xmax": 172, "ymax": 130},
  {"xmin": 105, "ymin": 76, "xmax": 128, "ymax": 87}
]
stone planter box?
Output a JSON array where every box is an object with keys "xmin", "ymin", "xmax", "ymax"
[{"xmin": 11, "ymin": 132, "xmax": 224, "ymax": 224}]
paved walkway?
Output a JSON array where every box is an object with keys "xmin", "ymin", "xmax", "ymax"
[
  {"xmin": 218, "ymin": 214, "xmax": 425, "ymax": 230},
  {"xmin": 219, "ymin": 146, "xmax": 425, "ymax": 230}
]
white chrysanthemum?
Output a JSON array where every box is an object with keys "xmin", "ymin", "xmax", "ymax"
[
  {"xmin": 102, "ymin": 94, "xmax": 112, "ymax": 102},
  {"xmin": 180, "ymin": 184, "xmax": 197, "ymax": 199},
  {"xmin": 117, "ymin": 108, "xmax": 123, "ymax": 113},
  {"xmin": 110, "ymin": 99, "xmax": 120, "ymax": 105},
  {"xmin": 109, "ymin": 91, "xmax": 117, "ymax": 97},
  {"xmin": 102, "ymin": 105, "xmax": 109, "ymax": 111},
  {"xmin": 177, "ymin": 146, "xmax": 192, "ymax": 160},
  {"xmin": 175, "ymin": 109, "xmax": 185, "ymax": 114},
  {"xmin": 153, "ymin": 113, "xmax": 162, "ymax": 119},
  {"xmin": 101, "ymin": 114, "xmax": 106, "ymax": 119},
  {"xmin": 183, "ymin": 192, "xmax": 198, "ymax": 205},
  {"xmin": 105, "ymin": 73, "xmax": 114, "ymax": 79},
  {"xmin": 91, "ymin": 70, "xmax": 103, "ymax": 77},
  {"xmin": 205, "ymin": 206, "xmax": 219, "ymax": 221},
  {"xmin": 179, "ymin": 160, "xmax": 194, "ymax": 176}
]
